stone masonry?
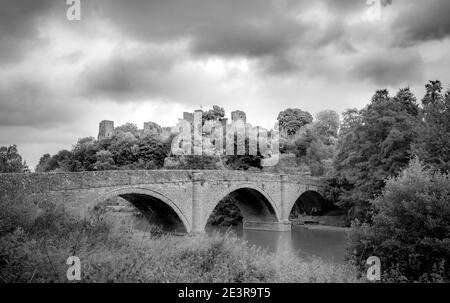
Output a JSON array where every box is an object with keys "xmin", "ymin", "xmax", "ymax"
[
  {"xmin": 231, "ymin": 110, "xmax": 246, "ymax": 123},
  {"xmin": 0, "ymin": 170, "xmax": 325, "ymax": 234},
  {"xmin": 98, "ymin": 120, "xmax": 114, "ymax": 140}
]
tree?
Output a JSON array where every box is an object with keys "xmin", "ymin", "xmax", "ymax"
[
  {"xmin": 113, "ymin": 123, "xmax": 139, "ymax": 136},
  {"xmin": 38, "ymin": 119, "xmax": 174, "ymax": 172},
  {"xmin": 330, "ymin": 88, "xmax": 421, "ymax": 221},
  {"xmin": 108, "ymin": 132, "xmax": 139, "ymax": 168},
  {"xmin": 313, "ymin": 110, "xmax": 340, "ymax": 138},
  {"xmin": 93, "ymin": 150, "xmax": 116, "ymax": 171},
  {"xmin": 53, "ymin": 149, "xmax": 79, "ymax": 172},
  {"xmin": 339, "ymin": 108, "xmax": 362, "ymax": 138},
  {"xmin": 0, "ymin": 145, "xmax": 29, "ymax": 173},
  {"xmin": 277, "ymin": 108, "xmax": 313, "ymax": 136},
  {"xmin": 282, "ymin": 110, "xmax": 339, "ymax": 177},
  {"xmin": 348, "ymin": 158, "xmax": 450, "ymax": 282},
  {"xmin": 71, "ymin": 137, "xmax": 99, "ymax": 171},
  {"xmin": 35, "ymin": 154, "xmax": 52, "ymax": 172},
  {"xmin": 202, "ymin": 105, "xmax": 225, "ymax": 124},
  {"xmin": 414, "ymin": 80, "xmax": 450, "ymax": 172},
  {"xmin": 207, "ymin": 196, "xmax": 243, "ymax": 226},
  {"xmin": 137, "ymin": 136, "xmax": 171, "ymax": 169}
]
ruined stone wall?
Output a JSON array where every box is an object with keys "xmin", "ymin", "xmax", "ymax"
[
  {"xmin": 231, "ymin": 110, "xmax": 246, "ymax": 123},
  {"xmin": 98, "ymin": 120, "xmax": 114, "ymax": 140},
  {"xmin": 183, "ymin": 112, "xmax": 194, "ymax": 123}
]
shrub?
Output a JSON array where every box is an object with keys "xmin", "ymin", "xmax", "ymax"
[
  {"xmin": 0, "ymin": 194, "xmax": 359, "ymax": 283},
  {"xmin": 348, "ymin": 157, "xmax": 450, "ymax": 282}
]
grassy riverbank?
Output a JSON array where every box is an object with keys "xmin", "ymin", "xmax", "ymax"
[{"xmin": 0, "ymin": 198, "xmax": 360, "ymax": 283}]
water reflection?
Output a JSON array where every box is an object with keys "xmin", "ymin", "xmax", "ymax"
[
  {"xmin": 126, "ymin": 212, "xmax": 348, "ymax": 264},
  {"xmin": 206, "ymin": 224, "xmax": 349, "ymax": 264}
]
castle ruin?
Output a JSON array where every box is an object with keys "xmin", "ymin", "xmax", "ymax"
[
  {"xmin": 97, "ymin": 108, "xmax": 249, "ymax": 144},
  {"xmin": 231, "ymin": 110, "xmax": 246, "ymax": 123},
  {"xmin": 98, "ymin": 120, "xmax": 114, "ymax": 140}
]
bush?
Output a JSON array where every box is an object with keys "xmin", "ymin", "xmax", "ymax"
[
  {"xmin": 348, "ymin": 157, "xmax": 450, "ymax": 282},
  {"xmin": 0, "ymin": 194, "xmax": 359, "ymax": 283},
  {"xmin": 206, "ymin": 196, "xmax": 243, "ymax": 226}
]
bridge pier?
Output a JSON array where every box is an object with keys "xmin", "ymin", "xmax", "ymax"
[
  {"xmin": 191, "ymin": 172, "xmax": 205, "ymax": 234},
  {"xmin": 280, "ymin": 174, "xmax": 290, "ymax": 223},
  {"xmin": 243, "ymin": 221, "xmax": 291, "ymax": 232}
]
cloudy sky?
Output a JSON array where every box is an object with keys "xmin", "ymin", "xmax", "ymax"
[{"xmin": 1, "ymin": 0, "xmax": 449, "ymax": 169}]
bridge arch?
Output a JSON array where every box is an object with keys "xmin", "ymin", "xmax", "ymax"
[
  {"xmin": 93, "ymin": 186, "xmax": 190, "ymax": 233},
  {"xmin": 204, "ymin": 183, "xmax": 281, "ymax": 229},
  {"xmin": 288, "ymin": 189, "xmax": 328, "ymax": 218}
]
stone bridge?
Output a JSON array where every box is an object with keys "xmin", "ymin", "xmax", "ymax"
[{"xmin": 0, "ymin": 170, "xmax": 326, "ymax": 233}]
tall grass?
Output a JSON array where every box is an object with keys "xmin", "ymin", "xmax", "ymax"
[{"xmin": 0, "ymin": 196, "xmax": 359, "ymax": 283}]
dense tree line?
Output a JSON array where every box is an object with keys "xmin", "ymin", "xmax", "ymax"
[
  {"xmin": 0, "ymin": 145, "xmax": 29, "ymax": 173},
  {"xmin": 334, "ymin": 80, "xmax": 450, "ymax": 282},
  {"xmin": 326, "ymin": 81, "xmax": 450, "ymax": 222},
  {"xmin": 36, "ymin": 129, "xmax": 172, "ymax": 172}
]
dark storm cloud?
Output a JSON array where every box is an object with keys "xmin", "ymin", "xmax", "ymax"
[
  {"xmin": 0, "ymin": 78, "xmax": 80, "ymax": 128},
  {"xmin": 0, "ymin": 0, "xmax": 56, "ymax": 64},
  {"xmin": 0, "ymin": 0, "xmax": 448, "ymax": 110},
  {"xmin": 79, "ymin": 46, "xmax": 187, "ymax": 102},
  {"xmin": 392, "ymin": 0, "xmax": 450, "ymax": 46},
  {"xmin": 351, "ymin": 50, "xmax": 425, "ymax": 87},
  {"xmin": 94, "ymin": 0, "xmax": 361, "ymax": 74}
]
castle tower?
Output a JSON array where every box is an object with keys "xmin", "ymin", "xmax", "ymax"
[
  {"xmin": 183, "ymin": 112, "xmax": 194, "ymax": 123},
  {"xmin": 98, "ymin": 120, "xmax": 114, "ymax": 140},
  {"xmin": 231, "ymin": 110, "xmax": 246, "ymax": 123}
]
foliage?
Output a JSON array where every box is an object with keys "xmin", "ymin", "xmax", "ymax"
[
  {"xmin": 277, "ymin": 108, "xmax": 313, "ymax": 136},
  {"xmin": 413, "ymin": 80, "xmax": 450, "ymax": 172},
  {"xmin": 202, "ymin": 105, "xmax": 225, "ymax": 124},
  {"xmin": 36, "ymin": 128, "xmax": 171, "ymax": 172},
  {"xmin": 348, "ymin": 158, "xmax": 450, "ymax": 282},
  {"xmin": 330, "ymin": 88, "xmax": 420, "ymax": 221},
  {"xmin": 314, "ymin": 110, "xmax": 340, "ymax": 138},
  {"xmin": 0, "ymin": 145, "xmax": 29, "ymax": 173},
  {"xmin": 0, "ymin": 195, "xmax": 359, "ymax": 283},
  {"xmin": 113, "ymin": 123, "xmax": 139, "ymax": 136},
  {"xmin": 224, "ymin": 154, "xmax": 262, "ymax": 171},
  {"xmin": 279, "ymin": 110, "xmax": 339, "ymax": 176},
  {"xmin": 207, "ymin": 196, "xmax": 243, "ymax": 226}
]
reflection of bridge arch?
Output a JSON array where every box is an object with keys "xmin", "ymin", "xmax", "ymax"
[
  {"xmin": 203, "ymin": 183, "xmax": 281, "ymax": 230},
  {"xmin": 94, "ymin": 186, "xmax": 190, "ymax": 233}
]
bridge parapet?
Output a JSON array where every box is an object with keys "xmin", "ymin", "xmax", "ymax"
[
  {"xmin": 0, "ymin": 170, "xmax": 326, "ymax": 234},
  {"xmin": 192, "ymin": 170, "xmax": 281, "ymax": 183},
  {"xmin": 0, "ymin": 170, "xmax": 324, "ymax": 195},
  {"xmin": 283, "ymin": 175, "xmax": 326, "ymax": 187}
]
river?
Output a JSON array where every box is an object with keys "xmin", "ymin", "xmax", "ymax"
[
  {"xmin": 118, "ymin": 212, "xmax": 349, "ymax": 265},
  {"xmin": 206, "ymin": 224, "xmax": 349, "ymax": 264}
]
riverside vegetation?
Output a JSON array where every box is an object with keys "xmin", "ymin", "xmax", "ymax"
[{"xmin": 0, "ymin": 195, "xmax": 359, "ymax": 283}]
